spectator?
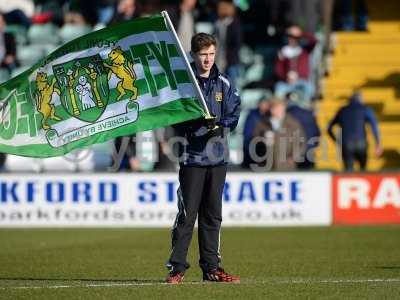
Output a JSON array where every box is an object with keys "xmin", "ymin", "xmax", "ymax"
[
  {"xmin": 242, "ymin": 94, "xmax": 270, "ymax": 169},
  {"xmin": 110, "ymin": 0, "xmax": 139, "ymax": 25},
  {"xmin": 0, "ymin": 0, "xmax": 33, "ymax": 28},
  {"xmin": 253, "ymin": 97, "xmax": 306, "ymax": 171},
  {"xmin": 168, "ymin": 0, "xmax": 197, "ymax": 53},
  {"xmin": 214, "ymin": 0, "xmax": 242, "ymax": 84},
  {"xmin": 286, "ymin": 93, "xmax": 320, "ymax": 169},
  {"xmin": 274, "ymin": 25, "xmax": 317, "ymax": 104},
  {"xmin": 112, "ymin": 135, "xmax": 141, "ymax": 171},
  {"xmin": 327, "ymin": 91, "xmax": 382, "ymax": 171},
  {"xmin": 0, "ymin": 13, "xmax": 18, "ymax": 75},
  {"xmin": 0, "ymin": 153, "xmax": 6, "ymax": 171},
  {"xmin": 334, "ymin": 0, "xmax": 368, "ymax": 31},
  {"xmin": 153, "ymin": 127, "xmax": 178, "ymax": 171}
]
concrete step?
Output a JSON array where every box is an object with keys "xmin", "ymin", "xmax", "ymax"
[
  {"xmin": 368, "ymin": 21, "xmax": 400, "ymax": 33},
  {"xmin": 323, "ymin": 87, "xmax": 397, "ymax": 101},
  {"xmin": 382, "ymin": 102, "xmax": 400, "ymax": 115},
  {"xmin": 335, "ymin": 44, "xmax": 400, "ymax": 57},
  {"xmin": 336, "ymin": 33, "xmax": 400, "ymax": 44}
]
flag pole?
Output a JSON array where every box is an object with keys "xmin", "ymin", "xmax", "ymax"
[{"xmin": 161, "ymin": 10, "xmax": 212, "ymax": 118}]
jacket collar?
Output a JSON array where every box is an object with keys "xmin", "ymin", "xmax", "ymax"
[{"xmin": 192, "ymin": 63, "xmax": 219, "ymax": 80}]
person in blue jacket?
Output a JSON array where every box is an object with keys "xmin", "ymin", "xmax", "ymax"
[
  {"xmin": 241, "ymin": 95, "xmax": 270, "ymax": 169},
  {"xmin": 327, "ymin": 91, "xmax": 382, "ymax": 171},
  {"xmin": 286, "ymin": 94, "xmax": 321, "ymax": 169},
  {"xmin": 166, "ymin": 33, "xmax": 240, "ymax": 284}
]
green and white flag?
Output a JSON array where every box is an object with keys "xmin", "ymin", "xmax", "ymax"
[{"xmin": 0, "ymin": 14, "xmax": 204, "ymax": 157}]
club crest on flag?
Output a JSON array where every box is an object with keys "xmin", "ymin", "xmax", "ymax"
[
  {"xmin": 52, "ymin": 54, "xmax": 110, "ymax": 122},
  {"xmin": 30, "ymin": 50, "xmax": 140, "ymax": 148}
]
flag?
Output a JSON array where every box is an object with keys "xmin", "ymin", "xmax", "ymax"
[{"xmin": 0, "ymin": 14, "xmax": 204, "ymax": 158}]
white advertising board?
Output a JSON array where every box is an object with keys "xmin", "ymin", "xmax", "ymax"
[{"xmin": 0, "ymin": 173, "xmax": 331, "ymax": 227}]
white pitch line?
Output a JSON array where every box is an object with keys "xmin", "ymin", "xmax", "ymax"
[{"xmin": 1, "ymin": 278, "xmax": 400, "ymax": 290}]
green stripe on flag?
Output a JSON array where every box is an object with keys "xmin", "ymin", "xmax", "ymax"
[{"xmin": 0, "ymin": 98, "xmax": 203, "ymax": 157}]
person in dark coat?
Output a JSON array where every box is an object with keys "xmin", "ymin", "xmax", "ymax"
[
  {"xmin": 167, "ymin": 0, "xmax": 197, "ymax": 53},
  {"xmin": 166, "ymin": 33, "xmax": 240, "ymax": 284},
  {"xmin": 242, "ymin": 95, "xmax": 270, "ymax": 169},
  {"xmin": 0, "ymin": 13, "xmax": 17, "ymax": 74},
  {"xmin": 253, "ymin": 97, "xmax": 306, "ymax": 171},
  {"xmin": 286, "ymin": 95, "xmax": 320, "ymax": 169},
  {"xmin": 214, "ymin": 0, "xmax": 242, "ymax": 84},
  {"xmin": 327, "ymin": 91, "xmax": 382, "ymax": 171}
]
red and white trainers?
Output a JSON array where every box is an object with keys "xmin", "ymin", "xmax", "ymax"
[
  {"xmin": 165, "ymin": 271, "xmax": 185, "ymax": 284},
  {"xmin": 203, "ymin": 268, "xmax": 240, "ymax": 283}
]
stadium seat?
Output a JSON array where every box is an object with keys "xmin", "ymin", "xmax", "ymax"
[
  {"xmin": 28, "ymin": 23, "xmax": 60, "ymax": 45},
  {"xmin": 92, "ymin": 141, "xmax": 113, "ymax": 171},
  {"xmin": 243, "ymin": 55, "xmax": 265, "ymax": 85},
  {"xmin": 228, "ymin": 133, "xmax": 243, "ymax": 165},
  {"xmin": 195, "ymin": 22, "xmax": 214, "ymax": 35},
  {"xmin": 11, "ymin": 65, "xmax": 30, "ymax": 78},
  {"xmin": 240, "ymin": 88, "xmax": 272, "ymax": 110},
  {"xmin": 17, "ymin": 44, "xmax": 46, "ymax": 67},
  {"xmin": 0, "ymin": 68, "xmax": 10, "ymax": 84},
  {"xmin": 136, "ymin": 131, "xmax": 155, "ymax": 171},
  {"xmin": 239, "ymin": 45, "xmax": 255, "ymax": 67},
  {"xmin": 59, "ymin": 24, "xmax": 92, "ymax": 44},
  {"xmin": 4, "ymin": 155, "xmax": 43, "ymax": 172},
  {"xmin": 235, "ymin": 109, "xmax": 249, "ymax": 134}
]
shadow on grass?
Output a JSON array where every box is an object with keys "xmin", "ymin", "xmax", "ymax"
[{"xmin": 375, "ymin": 266, "xmax": 400, "ymax": 270}]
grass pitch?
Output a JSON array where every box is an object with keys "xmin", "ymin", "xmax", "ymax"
[{"xmin": 0, "ymin": 226, "xmax": 399, "ymax": 299}]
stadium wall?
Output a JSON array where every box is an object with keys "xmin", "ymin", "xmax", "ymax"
[{"xmin": 0, "ymin": 172, "xmax": 398, "ymax": 227}]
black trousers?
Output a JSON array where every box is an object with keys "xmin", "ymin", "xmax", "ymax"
[
  {"xmin": 167, "ymin": 165, "xmax": 227, "ymax": 273},
  {"xmin": 342, "ymin": 141, "xmax": 367, "ymax": 171}
]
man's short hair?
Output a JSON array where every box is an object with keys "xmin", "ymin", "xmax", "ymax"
[{"xmin": 191, "ymin": 33, "xmax": 217, "ymax": 53}]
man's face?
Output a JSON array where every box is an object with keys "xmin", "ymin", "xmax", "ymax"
[
  {"xmin": 0, "ymin": 15, "xmax": 5, "ymax": 31},
  {"xmin": 192, "ymin": 45, "xmax": 216, "ymax": 74},
  {"xmin": 270, "ymin": 102, "xmax": 286, "ymax": 119}
]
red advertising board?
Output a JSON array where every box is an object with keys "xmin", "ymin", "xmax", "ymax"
[{"xmin": 333, "ymin": 174, "xmax": 400, "ymax": 224}]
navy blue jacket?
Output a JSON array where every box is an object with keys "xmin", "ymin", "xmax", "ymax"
[
  {"xmin": 327, "ymin": 99, "xmax": 380, "ymax": 144},
  {"xmin": 174, "ymin": 64, "xmax": 241, "ymax": 166},
  {"xmin": 287, "ymin": 104, "xmax": 321, "ymax": 149}
]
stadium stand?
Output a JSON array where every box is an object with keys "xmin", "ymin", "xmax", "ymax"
[
  {"xmin": 1, "ymin": 0, "xmax": 399, "ymax": 172},
  {"xmin": 316, "ymin": 0, "xmax": 400, "ymax": 170}
]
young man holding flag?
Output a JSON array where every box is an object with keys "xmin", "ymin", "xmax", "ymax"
[{"xmin": 166, "ymin": 33, "xmax": 241, "ymax": 284}]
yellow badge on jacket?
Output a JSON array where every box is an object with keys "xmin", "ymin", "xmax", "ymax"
[{"xmin": 215, "ymin": 92, "xmax": 223, "ymax": 102}]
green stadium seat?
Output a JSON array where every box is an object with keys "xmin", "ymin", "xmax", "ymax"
[
  {"xmin": 195, "ymin": 22, "xmax": 214, "ymax": 35},
  {"xmin": 243, "ymin": 55, "xmax": 265, "ymax": 85},
  {"xmin": 59, "ymin": 24, "xmax": 92, "ymax": 44},
  {"xmin": 228, "ymin": 133, "xmax": 243, "ymax": 165},
  {"xmin": 235, "ymin": 109, "xmax": 249, "ymax": 134},
  {"xmin": 239, "ymin": 45, "xmax": 254, "ymax": 67},
  {"xmin": 0, "ymin": 68, "xmax": 10, "ymax": 84},
  {"xmin": 240, "ymin": 88, "xmax": 272, "ymax": 110},
  {"xmin": 17, "ymin": 44, "xmax": 46, "ymax": 67},
  {"xmin": 28, "ymin": 24, "xmax": 60, "ymax": 45},
  {"xmin": 42, "ymin": 44, "xmax": 59, "ymax": 55},
  {"xmin": 11, "ymin": 65, "xmax": 30, "ymax": 78}
]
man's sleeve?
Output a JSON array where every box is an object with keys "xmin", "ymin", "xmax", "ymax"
[
  {"xmin": 219, "ymin": 76, "xmax": 241, "ymax": 131},
  {"xmin": 365, "ymin": 107, "xmax": 381, "ymax": 145},
  {"xmin": 327, "ymin": 111, "xmax": 340, "ymax": 142}
]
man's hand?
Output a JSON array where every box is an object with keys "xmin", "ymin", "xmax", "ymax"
[
  {"xmin": 375, "ymin": 145, "xmax": 383, "ymax": 157},
  {"xmin": 287, "ymin": 25, "xmax": 302, "ymax": 38},
  {"xmin": 3, "ymin": 55, "xmax": 15, "ymax": 65},
  {"xmin": 129, "ymin": 157, "xmax": 141, "ymax": 171},
  {"xmin": 207, "ymin": 125, "xmax": 223, "ymax": 137},
  {"xmin": 204, "ymin": 115, "xmax": 217, "ymax": 130}
]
